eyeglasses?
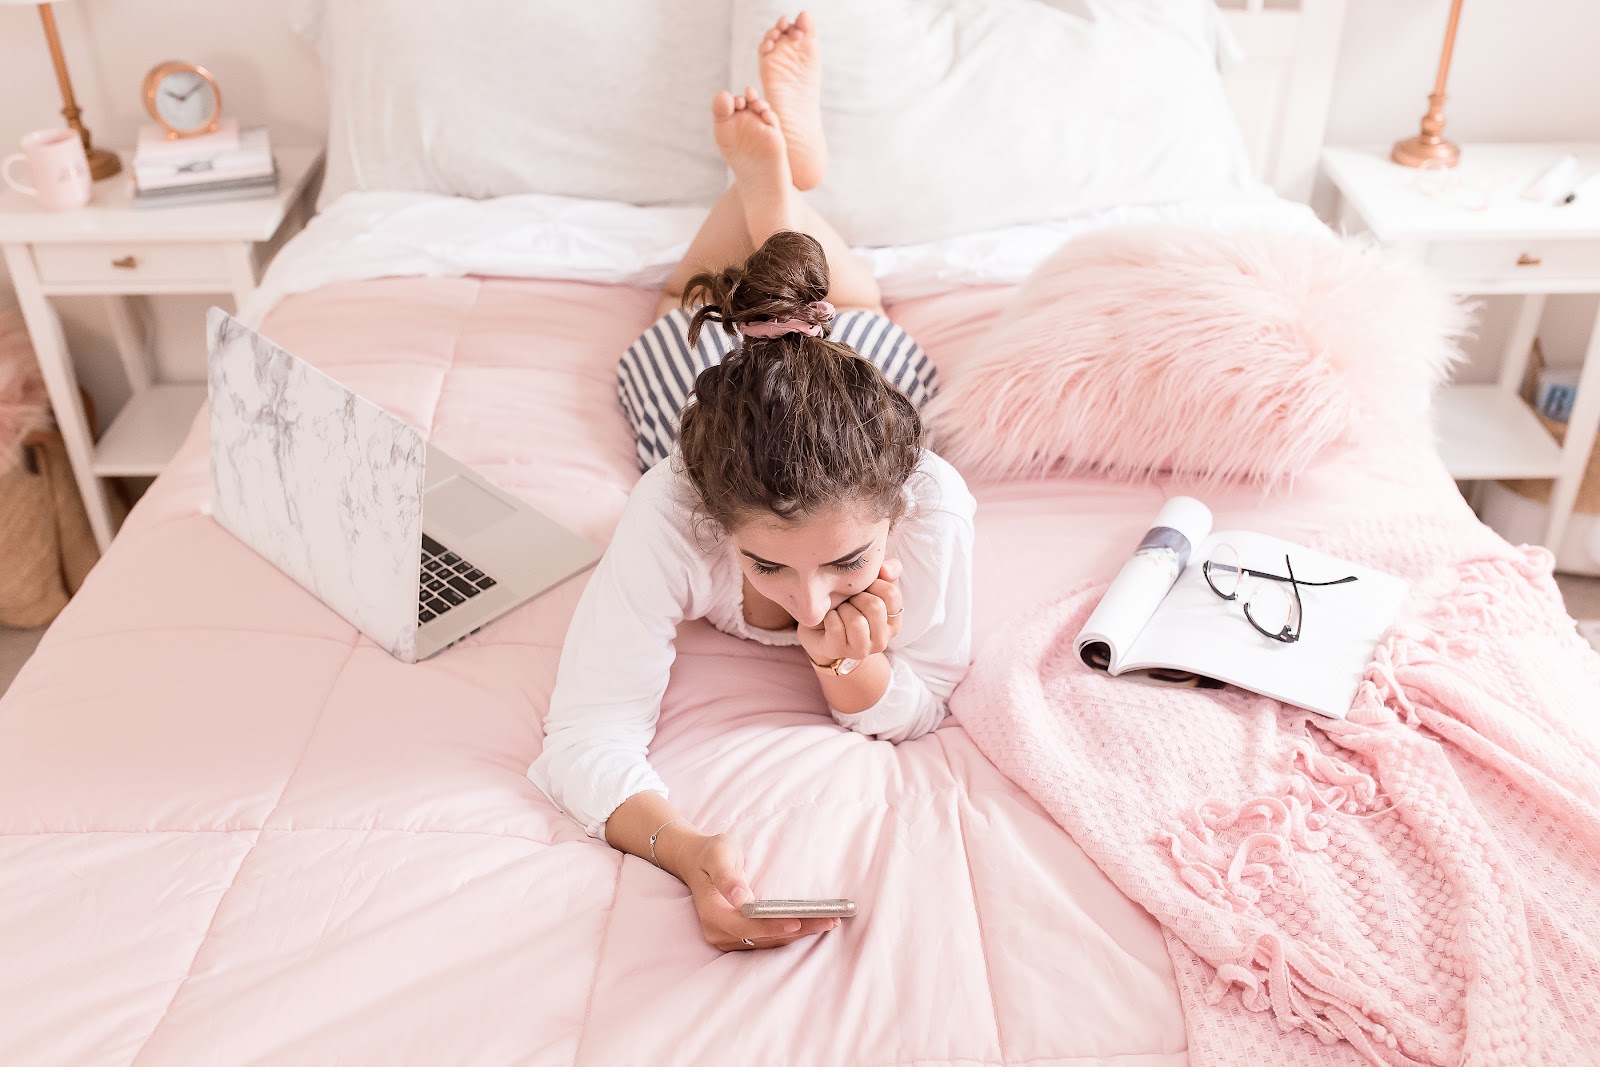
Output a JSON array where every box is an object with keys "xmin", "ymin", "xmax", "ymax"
[{"xmin": 1202, "ymin": 544, "xmax": 1358, "ymax": 644}]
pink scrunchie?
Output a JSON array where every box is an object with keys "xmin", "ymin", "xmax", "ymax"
[{"xmin": 737, "ymin": 300, "xmax": 836, "ymax": 339}]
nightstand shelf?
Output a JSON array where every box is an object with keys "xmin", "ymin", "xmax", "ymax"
[
  {"xmin": 0, "ymin": 144, "xmax": 323, "ymax": 552},
  {"xmin": 1433, "ymin": 385, "xmax": 1565, "ymax": 481},
  {"xmin": 92, "ymin": 382, "xmax": 209, "ymax": 477},
  {"xmin": 1323, "ymin": 143, "xmax": 1600, "ymax": 552}
]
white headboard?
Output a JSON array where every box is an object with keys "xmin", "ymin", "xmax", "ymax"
[{"xmin": 1217, "ymin": 0, "xmax": 1349, "ymax": 204}]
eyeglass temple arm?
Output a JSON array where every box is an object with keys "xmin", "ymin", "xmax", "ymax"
[
  {"xmin": 1284, "ymin": 554, "xmax": 1304, "ymax": 640},
  {"xmin": 1238, "ymin": 567, "xmax": 1358, "ymax": 587}
]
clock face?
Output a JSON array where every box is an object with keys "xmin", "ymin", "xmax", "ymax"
[{"xmin": 154, "ymin": 70, "xmax": 218, "ymax": 133}]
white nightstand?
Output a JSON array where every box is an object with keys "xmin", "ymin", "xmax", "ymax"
[
  {"xmin": 1323, "ymin": 143, "xmax": 1600, "ymax": 552},
  {"xmin": 0, "ymin": 145, "xmax": 323, "ymax": 552}
]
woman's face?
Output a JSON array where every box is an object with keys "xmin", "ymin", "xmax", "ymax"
[{"xmin": 731, "ymin": 505, "xmax": 890, "ymax": 629}]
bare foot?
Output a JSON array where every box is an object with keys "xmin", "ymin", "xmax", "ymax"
[
  {"xmin": 758, "ymin": 11, "xmax": 826, "ymax": 191},
  {"xmin": 712, "ymin": 87, "xmax": 793, "ymax": 199}
]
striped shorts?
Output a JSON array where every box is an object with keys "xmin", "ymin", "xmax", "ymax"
[{"xmin": 617, "ymin": 305, "xmax": 938, "ymax": 471}]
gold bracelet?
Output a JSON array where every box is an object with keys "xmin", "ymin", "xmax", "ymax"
[{"xmin": 649, "ymin": 818, "xmax": 690, "ymax": 868}]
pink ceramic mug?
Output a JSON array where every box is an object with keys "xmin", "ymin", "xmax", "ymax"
[{"xmin": 3, "ymin": 128, "xmax": 93, "ymax": 210}]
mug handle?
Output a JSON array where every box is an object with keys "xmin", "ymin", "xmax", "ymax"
[{"xmin": 2, "ymin": 154, "xmax": 38, "ymax": 197}]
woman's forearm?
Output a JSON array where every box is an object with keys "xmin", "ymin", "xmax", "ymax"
[
  {"xmin": 604, "ymin": 790, "xmax": 709, "ymax": 883},
  {"xmin": 811, "ymin": 651, "xmax": 891, "ymax": 713}
]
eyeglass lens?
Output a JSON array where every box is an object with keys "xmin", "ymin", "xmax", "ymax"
[
  {"xmin": 1244, "ymin": 578, "xmax": 1297, "ymax": 638},
  {"xmin": 1206, "ymin": 544, "xmax": 1241, "ymax": 599}
]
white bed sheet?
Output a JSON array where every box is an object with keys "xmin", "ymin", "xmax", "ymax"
[{"xmin": 240, "ymin": 189, "xmax": 1327, "ymax": 326}]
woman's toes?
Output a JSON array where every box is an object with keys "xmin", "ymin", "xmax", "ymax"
[
  {"xmin": 757, "ymin": 9, "xmax": 824, "ymax": 188},
  {"xmin": 712, "ymin": 90, "xmax": 736, "ymax": 120}
]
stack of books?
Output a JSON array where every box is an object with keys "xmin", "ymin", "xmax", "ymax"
[{"xmin": 131, "ymin": 120, "xmax": 279, "ymax": 208}]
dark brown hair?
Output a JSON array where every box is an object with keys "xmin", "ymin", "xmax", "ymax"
[{"xmin": 678, "ymin": 231, "xmax": 923, "ymax": 531}]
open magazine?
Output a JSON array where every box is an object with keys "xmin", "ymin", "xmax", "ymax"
[{"xmin": 1075, "ymin": 497, "xmax": 1410, "ymax": 719}]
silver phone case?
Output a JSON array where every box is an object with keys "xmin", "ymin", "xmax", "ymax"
[{"xmin": 740, "ymin": 898, "xmax": 857, "ymax": 919}]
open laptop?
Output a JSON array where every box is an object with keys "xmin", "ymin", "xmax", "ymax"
[{"xmin": 205, "ymin": 307, "xmax": 601, "ymax": 663}]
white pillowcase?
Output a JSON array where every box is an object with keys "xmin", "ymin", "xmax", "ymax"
[
  {"xmin": 290, "ymin": 0, "xmax": 731, "ymax": 211},
  {"xmin": 729, "ymin": 0, "xmax": 1262, "ymax": 245},
  {"xmin": 292, "ymin": 0, "xmax": 1258, "ymax": 246}
]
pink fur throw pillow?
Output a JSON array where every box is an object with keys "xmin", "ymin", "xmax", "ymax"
[{"xmin": 924, "ymin": 225, "xmax": 1469, "ymax": 487}]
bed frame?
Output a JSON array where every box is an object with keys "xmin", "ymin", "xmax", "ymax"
[{"xmin": 1217, "ymin": 0, "xmax": 1349, "ymax": 205}]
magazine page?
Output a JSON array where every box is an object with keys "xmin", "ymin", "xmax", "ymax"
[
  {"xmin": 1119, "ymin": 529, "xmax": 1411, "ymax": 718},
  {"xmin": 1075, "ymin": 497, "xmax": 1213, "ymax": 671}
]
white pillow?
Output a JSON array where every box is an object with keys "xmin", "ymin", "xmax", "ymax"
[
  {"xmin": 290, "ymin": 0, "xmax": 732, "ymax": 210},
  {"xmin": 728, "ymin": 0, "xmax": 1261, "ymax": 246}
]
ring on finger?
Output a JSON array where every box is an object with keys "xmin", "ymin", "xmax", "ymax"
[
  {"xmin": 887, "ymin": 609, "xmax": 903, "ymax": 618},
  {"xmin": 741, "ymin": 937, "xmax": 756, "ymax": 947}
]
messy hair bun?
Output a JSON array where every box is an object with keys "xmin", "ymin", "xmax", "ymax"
[
  {"xmin": 676, "ymin": 231, "xmax": 924, "ymax": 531},
  {"xmin": 684, "ymin": 230, "xmax": 834, "ymax": 344}
]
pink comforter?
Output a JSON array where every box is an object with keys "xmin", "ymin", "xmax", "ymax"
[{"xmin": 0, "ymin": 275, "xmax": 1508, "ymax": 1065}]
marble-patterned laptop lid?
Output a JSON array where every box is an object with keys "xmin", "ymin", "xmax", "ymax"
[{"xmin": 206, "ymin": 307, "xmax": 424, "ymax": 662}]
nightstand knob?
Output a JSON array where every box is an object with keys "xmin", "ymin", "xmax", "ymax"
[
  {"xmin": 111, "ymin": 254, "xmax": 138, "ymax": 270},
  {"xmin": 1516, "ymin": 252, "xmax": 1542, "ymax": 267}
]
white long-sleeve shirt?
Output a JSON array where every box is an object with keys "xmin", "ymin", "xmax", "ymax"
[{"xmin": 527, "ymin": 451, "xmax": 976, "ymax": 841}]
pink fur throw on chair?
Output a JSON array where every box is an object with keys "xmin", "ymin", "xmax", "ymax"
[{"xmin": 925, "ymin": 226, "xmax": 1470, "ymax": 487}]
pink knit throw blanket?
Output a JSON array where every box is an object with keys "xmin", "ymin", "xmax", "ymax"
[{"xmin": 952, "ymin": 525, "xmax": 1600, "ymax": 1066}]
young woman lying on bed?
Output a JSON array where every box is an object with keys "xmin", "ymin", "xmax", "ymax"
[{"xmin": 527, "ymin": 12, "xmax": 974, "ymax": 953}]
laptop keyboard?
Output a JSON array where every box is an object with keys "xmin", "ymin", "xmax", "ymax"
[{"xmin": 418, "ymin": 533, "xmax": 498, "ymax": 625}]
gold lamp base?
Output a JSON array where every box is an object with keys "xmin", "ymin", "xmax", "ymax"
[
  {"xmin": 36, "ymin": 3, "xmax": 122, "ymax": 183},
  {"xmin": 1392, "ymin": 90, "xmax": 1460, "ymax": 169},
  {"xmin": 1393, "ymin": 0, "xmax": 1466, "ymax": 170},
  {"xmin": 1392, "ymin": 134, "xmax": 1460, "ymax": 169},
  {"xmin": 85, "ymin": 144, "xmax": 121, "ymax": 182}
]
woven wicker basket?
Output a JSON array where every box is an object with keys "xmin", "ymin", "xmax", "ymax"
[
  {"xmin": 1499, "ymin": 414, "xmax": 1600, "ymax": 515},
  {"xmin": 0, "ymin": 322, "xmax": 118, "ymax": 628},
  {"xmin": 2, "ymin": 432, "xmax": 75, "ymax": 627}
]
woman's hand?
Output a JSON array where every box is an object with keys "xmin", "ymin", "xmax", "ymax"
[
  {"xmin": 674, "ymin": 832, "xmax": 838, "ymax": 952},
  {"xmin": 797, "ymin": 558, "xmax": 903, "ymax": 666}
]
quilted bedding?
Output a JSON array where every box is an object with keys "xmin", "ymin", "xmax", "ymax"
[{"xmin": 0, "ymin": 275, "xmax": 1489, "ymax": 1066}]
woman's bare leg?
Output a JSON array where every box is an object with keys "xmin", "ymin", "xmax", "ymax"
[
  {"xmin": 655, "ymin": 88, "xmax": 880, "ymax": 320},
  {"xmin": 732, "ymin": 141, "xmax": 882, "ymax": 314},
  {"xmin": 655, "ymin": 186, "xmax": 755, "ymax": 319}
]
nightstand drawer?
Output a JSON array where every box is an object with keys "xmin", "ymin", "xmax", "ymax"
[
  {"xmin": 1426, "ymin": 239, "xmax": 1600, "ymax": 283},
  {"xmin": 31, "ymin": 241, "xmax": 227, "ymax": 286}
]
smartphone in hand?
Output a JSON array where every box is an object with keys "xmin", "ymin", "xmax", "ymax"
[{"xmin": 740, "ymin": 898, "xmax": 857, "ymax": 919}]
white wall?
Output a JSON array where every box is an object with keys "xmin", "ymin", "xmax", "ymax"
[
  {"xmin": 1326, "ymin": 0, "xmax": 1600, "ymax": 146},
  {"xmin": 2, "ymin": 0, "xmax": 1598, "ymax": 428}
]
